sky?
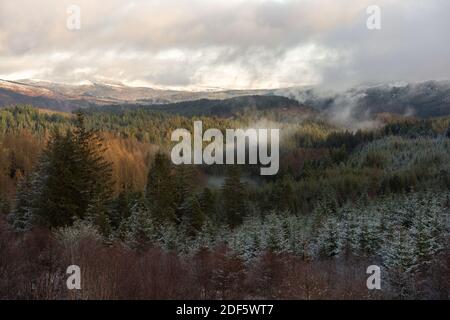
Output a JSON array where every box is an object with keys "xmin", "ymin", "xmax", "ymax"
[{"xmin": 0, "ymin": 0, "xmax": 449, "ymax": 90}]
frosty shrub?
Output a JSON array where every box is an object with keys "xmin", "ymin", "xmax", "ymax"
[{"xmin": 55, "ymin": 219, "xmax": 102, "ymax": 249}]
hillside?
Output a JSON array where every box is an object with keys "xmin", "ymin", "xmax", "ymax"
[
  {"xmin": 0, "ymin": 79, "xmax": 273, "ymax": 111},
  {"xmin": 278, "ymin": 80, "xmax": 450, "ymax": 121},
  {"xmin": 90, "ymin": 95, "xmax": 314, "ymax": 120},
  {"xmin": 2, "ymin": 79, "xmax": 450, "ymax": 126}
]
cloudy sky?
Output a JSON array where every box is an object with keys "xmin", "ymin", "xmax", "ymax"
[{"xmin": 0, "ymin": 0, "xmax": 449, "ymax": 90}]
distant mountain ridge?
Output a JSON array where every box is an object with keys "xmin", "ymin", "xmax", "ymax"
[
  {"xmin": 276, "ymin": 80, "xmax": 450, "ymax": 119},
  {"xmin": 0, "ymin": 79, "xmax": 273, "ymax": 111},
  {"xmin": 89, "ymin": 95, "xmax": 314, "ymax": 120},
  {"xmin": 1, "ymin": 79, "xmax": 450, "ymax": 121}
]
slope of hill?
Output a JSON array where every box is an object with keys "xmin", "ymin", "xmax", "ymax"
[
  {"xmin": 277, "ymin": 80, "xmax": 450, "ymax": 119},
  {"xmin": 2, "ymin": 79, "xmax": 450, "ymax": 124},
  {"xmin": 90, "ymin": 95, "xmax": 314, "ymax": 120},
  {"xmin": 0, "ymin": 79, "xmax": 273, "ymax": 111}
]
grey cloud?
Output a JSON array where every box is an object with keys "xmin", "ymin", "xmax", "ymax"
[{"xmin": 0, "ymin": 0, "xmax": 449, "ymax": 89}]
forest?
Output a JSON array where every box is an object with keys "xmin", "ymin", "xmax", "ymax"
[{"xmin": 0, "ymin": 103, "xmax": 449, "ymax": 299}]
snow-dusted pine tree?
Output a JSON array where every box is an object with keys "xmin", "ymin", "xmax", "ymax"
[
  {"xmin": 316, "ymin": 215, "xmax": 342, "ymax": 258},
  {"xmin": 382, "ymin": 229, "xmax": 418, "ymax": 298}
]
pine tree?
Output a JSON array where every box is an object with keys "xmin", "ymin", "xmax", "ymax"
[
  {"xmin": 317, "ymin": 216, "xmax": 342, "ymax": 258},
  {"xmin": 33, "ymin": 130, "xmax": 80, "ymax": 227},
  {"xmin": 8, "ymin": 177, "xmax": 33, "ymax": 231},
  {"xmin": 343, "ymin": 208, "xmax": 361, "ymax": 254},
  {"xmin": 413, "ymin": 195, "xmax": 446, "ymax": 271},
  {"xmin": 72, "ymin": 112, "xmax": 114, "ymax": 217},
  {"xmin": 263, "ymin": 211, "xmax": 288, "ymax": 253},
  {"xmin": 271, "ymin": 175, "xmax": 295, "ymax": 212},
  {"xmin": 158, "ymin": 222, "xmax": 181, "ymax": 251},
  {"xmin": 230, "ymin": 215, "xmax": 262, "ymax": 262},
  {"xmin": 192, "ymin": 217, "xmax": 217, "ymax": 251},
  {"xmin": 145, "ymin": 152, "xmax": 177, "ymax": 223},
  {"xmin": 86, "ymin": 197, "xmax": 111, "ymax": 236},
  {"xmin": 173, "ymin": 165, "xmax": 195, "ymax": 222},
  {"xmin": 285, "ymin": 214, "xmax": 310, "ymax": 257},
  {"xmin": 108, "ymin": 187, "xmax": 134, "ymax": 230},
  {"xmin": 222, "ymin": 166, "xmax": 246, "ymax": 228},
  {"xmin": 200, "ymin": 187, "xmax": 216, "ymax": 220},
  {"xmin": 358, "ymin": 210, "xmax": 382, "ymax": 256},
  {"xmin": 120, "ymin": 199, "xmax": 155, "ymax": 247},
  {"xmin": 23, "ymin": 113, "xmax": 114, "ymax": 229},
  {"xmin": 382, "ymin": 229, "xmax": 418, "ymax": 298},
  {"xmin": 182, "ymin": 193, "xmax": 206, "ymax": 235}
]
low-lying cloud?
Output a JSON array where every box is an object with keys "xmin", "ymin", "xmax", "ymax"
[{"xmin": 0, "ymin": 0, "xmax": 449, "ymax": 90}]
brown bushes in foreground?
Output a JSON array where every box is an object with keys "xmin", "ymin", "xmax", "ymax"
[{"xmin": 0, "ymin": 217, "xmax": 447, "ymax": 300}]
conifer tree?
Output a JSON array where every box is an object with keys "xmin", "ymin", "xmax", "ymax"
[
  {"xmin": 263, "ymin": 211, "xmax": 288, "ymax": 253},
  {"xmin": 120, "ymin": 198, "xmax": 155, "ymax": 247},
  {"xmin": 33, "ymin": 130, "xmax": 80, "ymax": 227},
  {"xmin": 317, "ymin": 216, "xmax": 342, "ymax": 257},
  {"xmin": 86, "ymin": 197, "xmax": 111, "ymax": 236},
  {"xmin": 413, "ymin": 195, "xmax": 446, "ymax": 271},
  {"xmin": 383, "ymin": 229, "xmax": 418, "ymax": 298},
  {"xmin": 182, "ymin": 193, "xmax": 206, "ymax": 235},
  {"xmin": 200, "ymin": 187, "xmax": 216, "ymax": 220},
  {"xmin": 190, "ymin": 217, "xmax": 216, "ymax": 251},
  {"xmin": 72, "ymin": 112, "xmax": 113, "ymax": 217},
  {"xmin": 173, "ymin": 165, "xmax": 195, "ymax": 222},
  {"xmin": 271, "ymin": 175, "xmax": 295, "ymax": 212},
  {"xmin": 358, "ymin": 211, "xmax": 382, "ymax": 256},
  {"xmin": 108, "ymin": 187, "xmax": 134, "ymax": 230},
  {"xmin": 159, "ymin": 222, "xmax": 181, "ymax": 251},
  {"xmin": 221, "ymin": 166, "xmax": 246, "ymax": 228},
  {"xmin": 145, "ymin": 152, "xmax": 177, "ymax": 223},
  {"xmin": 8, "ymin": 177, "xmax": 33, "ymax": 230},
  {"xmin": 22, "ymin": 113, "xmax": 114, "ymax": 229},
  {"xmin": 230, "ymin": 215, "xmax": 262, "ymax": 262}
]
